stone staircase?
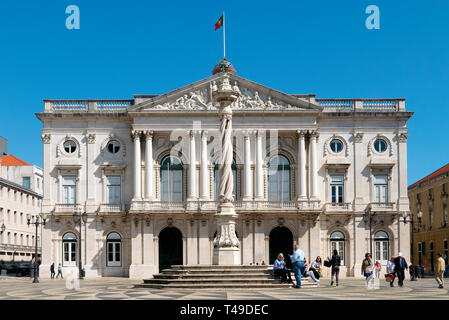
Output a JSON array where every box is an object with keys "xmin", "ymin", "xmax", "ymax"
[{"xmin": 134, "ymin": 265, "xmax": 319, "ymax": 289}]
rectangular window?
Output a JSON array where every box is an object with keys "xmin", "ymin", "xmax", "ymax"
[
  {"xmin": 330, "ymin": 175, "xmax": 344, "ymax": 204},
  {"xmin": 62, "ymin": 176, "xmax": 77, "ymax": 204},
  {"xmin": 429, "ymin": 209, "xmax": 434, "ymax": 227},
  {"xmin": 106, "ymin": 176, "xmax": 121, "ymax": 204},
  {"xmin": 22, "ymin": 177, "xmax": 31, "ymax": 189},
  {"xmin": 443, "ymin": 204, "xmax": 448, "ymax": 226},
  {"xmin": 374, "ymin": 175, "xmax": 388, "ymax": 203},
  {"xmin": 430, "ymin": 241, "xmax": 434, "ymax": 272}
]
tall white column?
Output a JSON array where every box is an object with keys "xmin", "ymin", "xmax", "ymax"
[
  {"xmin": 243, "ymin": 131, "xmax": 252, "ymax": 200},
  {"xmin": 309, "ymin": 131, "xmax": 318, "ymax": 200},
  {"xmin": 132, "ymin": 130, "xmax": 142, "ymax": 200},
  {"xmin": 188, "ymin": 130, "xmax": 197, "ymax": 200},
  {"xmin": 297, "ymin": 130, "xmax": 307, "ymax": 201},
  {"xmin": 200, "ymin": 130, "xmax": 209, "ymax": 200},
  {"xmin": 255, "ymin": 130, "xmax": 264, "ymax": 200},
  {"xmin": 145, "ymin": 131, "xmax": 154, "ymax": 200}
]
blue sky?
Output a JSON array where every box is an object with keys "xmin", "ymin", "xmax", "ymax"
[{"xmin": 0, "ymin": 0, "xmax": 448, "ymax": 185}]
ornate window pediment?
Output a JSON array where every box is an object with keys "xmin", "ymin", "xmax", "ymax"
[
  {"xmin": 324, "ymin": 135, "xmax": 349, "ymax": 157},
  {"xmin": 57, "ymin": 135, "xmax": 82, "ymax": 158},
  {"xmin": 100, "ymin": 134, "xmax": 127, "ymax": 158},
  {"xmin": 368, "ymin": 135, "xmax": 393, "ymax": 157}
]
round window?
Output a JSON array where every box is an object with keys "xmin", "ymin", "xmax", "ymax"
[
  {"xmin": 107, "ymin": 140, "xmax": 121, "ymax": 154},
  {"xmin": 374, "ymin": 139, "xmax": 387, "ymax": 153},
  {"xmin": 63, "ymin": 140, "xmax": 77, "ymax": 154},
  {"xmin": 330, "ymin": 139, "xmax": 343, "ymax": 153}
]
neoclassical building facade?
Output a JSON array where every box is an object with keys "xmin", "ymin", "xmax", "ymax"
[{"xmin": 37, "ymin": 61, "xmax": 413, "ymax": 278}]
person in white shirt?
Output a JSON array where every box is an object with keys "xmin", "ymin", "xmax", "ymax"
[
  {"xmin": 290, "ymin": 244, "xmax": 306, "ymax": 288},
  {"xmin": 386, "ymin": 257, "xmax": 396, "ymax": 287}
]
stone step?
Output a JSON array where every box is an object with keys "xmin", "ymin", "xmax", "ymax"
[
  {"xmin": 166, "ymin": 265, "xmax": 271, "ymax": 271},
  {"xmin": 145, "ymin": 279, "xmax": 300, "ymax": 285},
  {"xmin": 153, "ymin": 273, "xmax": 281, "ymax": 279},
  {"xmin": 135, "ymin": 283, "xmax": 310, "ymax": 289},
  {"xmin": 161, "ymin": 269, "xmax": 273, "ymax": 275}
]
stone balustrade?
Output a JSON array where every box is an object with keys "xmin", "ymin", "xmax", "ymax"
[
  {"xmin": 318, "ymin": 98, "xmax": 406, "ymax": 112},
  {"xmin": 44, "ymin": 100, "xmax": 134, "ymax": 113}
]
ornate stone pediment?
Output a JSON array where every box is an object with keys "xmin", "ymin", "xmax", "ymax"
[{"xmin": 129, "ymin": 74, "xmax": 322, "ymax": 113}]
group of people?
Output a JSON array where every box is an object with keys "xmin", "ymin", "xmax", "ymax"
[
  {"xmin": 273, "ymin": 244, "xmax": 342, "ymax": 288},
  {"xmin": 274, "ymin": 244, "xmax": 447, "ymax": 290}
]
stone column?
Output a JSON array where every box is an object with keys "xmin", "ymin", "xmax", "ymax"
[
  {"xmin": 255, "ymin": 130, "xmax": 264, "ymax": 200},
  {"xmin": 145, "ymin": 131, "xmax": 154, "ymax": 200},
  {"xmin": 297, "ymin": 130, "xmax": 307, "ymax": 201},
  {"xmin": 132, "ymin": 131, "xmax": 142, "ymax": 200},
  {"xmin": 188, "ymin": 130, "xmax": 197, "ymax": 200},
  {"xmin": 243, "ymin": 131, "xmax": 252, "ymax": 200},
  {"xmin": 200, "ymin": 130, "xmax": 209, "ymax": 200},
  {"xmin": 212, "ymin": 73, "xmax": 241, "ymax": 265},
  {"xmin": 309, "ymin": 131, "xmax": 319, "ymax": 200}
]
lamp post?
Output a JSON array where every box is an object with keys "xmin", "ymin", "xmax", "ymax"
[
  {"xmin": 73, "ymin": 211, "xmax": 88, "ymax": 280},
  {"xmin": 402, "ymin": 210, "xmax": 422, "ymax": 280},
  {"xmin": 26, "ymin": 213, "xmax": 47, "ymax": 283},
  {"xmin": 363, "ymin": 207, "xmax": 377, "ymax": 255}
]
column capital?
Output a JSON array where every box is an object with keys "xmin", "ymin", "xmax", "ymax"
[
  {"xmin": 144, "ymin": 130, "xmax": 154, "ymax": 140},
  {"xmin": 256, "ymin": 129, "xmax": 265, "ymax": 137},
  {"xmin": 397, "ymin": 132, "xmax": 408, "ymax": 143},
  {"xmin": 41, "ymin": 134, "xmax": 51, "ymax": 144},
  {"xmin": 131, "ymin": 130, "xmax": 142, "ymax": 141},
  {"xmin": 296, "ymin": 130, "xmax": 306, "ymax": 138},
  {"xmin": 354, "ymin": 132, "xmax": 364, "ymax": 143},
  {"xmin": 201, "ymin": 130, "xmax": 208, "ymax": 139},
  {"xmin": 189, "ymin": 130, "xmax": 198, "ymax": 138}
]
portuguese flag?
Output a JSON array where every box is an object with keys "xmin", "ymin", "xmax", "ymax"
[{"xmin": 215, "ymin": 15, "xmax": 224, "ymax": 31}]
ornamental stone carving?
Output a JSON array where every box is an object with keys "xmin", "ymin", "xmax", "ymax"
[
  {"xmin": 41, "ymin": 134, "xmax": 51, "ymax": 144},
  {"xmin": 213, "ymin": 223, "xmax": 240, "ymax": 248},
  {"xmin": 85, "ymin": 133, "xmax": 96, "ymax": 144},
  {"xmin": 398, "ymin": 132, "xmax": 408, "ymax": 143},
  {"xmin": 354, "ymin": 132, "xmax": 364, "ymax": 143}
]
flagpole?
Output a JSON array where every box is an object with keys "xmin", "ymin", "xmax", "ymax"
[{"xmin": 223, "ymin": 11, "xmax": 226, "ymax": 58}]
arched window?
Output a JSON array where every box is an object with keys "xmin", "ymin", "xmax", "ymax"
[
  {"xmin": 330, "ymin": 231, "xmax": 345, "ymax": 266},
  {"xmin": 160, "ymin": 156, "xmax": 184, "ymax": 202},
  {"xmin": 106, "ymin": 232, "xmax": 122, "ymax": 267},
  {"xmin": 62, "ymin": 232, "xmax": 77, "ymax": 267},
  {"xmin": 374, "ymin": 231, "xmax": 389, "ymax": 265},
  {"xmin": 214, "ymin": 159, "xmax": 238, "ymax": 201},
  {"xmin": 268, "ymin": 155, "xmax": 291, "ymax": 201}
]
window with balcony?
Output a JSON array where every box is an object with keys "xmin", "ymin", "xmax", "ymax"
[
  {"xmin": 330, "ymin": 175, "xmax": 344, "ymax": 204},
  {"xmin": 106, "ymin": 176, "xmax": 121, "ymax": 204},
  {"xmin": 374, "ymin": 175, "xmax": 388, "ymax": 203},
  {"xmin": 214, "ymin": 159, "xmax": 237, "ymax": 201},
  {"xmin": 267, "ymin": 155, "xmax": 291, "ymax": 201},
  {"xmin": 106, "ymin": 232, "xmax": 122, "ymax": 267},
  {"xmin": 62, "ymin": 176, "xmax": 77, "ymax": 204},
  {"xmin": 160, "ymin": 156, "xmax": 183, "ymax": 202}
]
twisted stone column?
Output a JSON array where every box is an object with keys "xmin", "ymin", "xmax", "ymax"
[{"xmin": 211, "ymin": 73, "xmax": 241, "ymax": 264}]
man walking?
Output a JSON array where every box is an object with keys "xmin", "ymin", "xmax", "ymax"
[
  {"xmin": 435, "ymin": 253, "xmax": 445, "ymax": 288},
  {"xmin": 50, "ymin": 263, "xmax": 55, "ymax": 279},
  {"xmin": 290, "ymin": 244, "xmax": 306, "ymax": 289},
  {"xmin": 394, "ymin": 252, "xmax": 408, "ymax": 287},
  {"xmin": 56, "ymin": 263, "xmax": 63, "ymax": 279}
]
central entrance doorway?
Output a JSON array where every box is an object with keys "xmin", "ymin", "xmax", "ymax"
[
  {"xmin": 159, "ymin": 227, "xmax": 183, "ymax": 271},
  {"xmin": 269, "ymin": 226, "xmax": 293, "ymax": 265}
]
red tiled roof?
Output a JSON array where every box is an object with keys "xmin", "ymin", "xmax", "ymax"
[
  {"xmin": 408, "ymin": 163, "xmax": 449, "ymax": 189},
  {"xmin": 0, "ymin": 154, "xmax": 31, "ymax": 166}
]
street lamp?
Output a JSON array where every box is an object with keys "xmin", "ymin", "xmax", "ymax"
[
  {"xmin": 73, "ymin": 211, "xmax": 88, "ymax": 280},
  {"xmin": 26, "ymin": 213, "xmax": 47, "ymax": 283},
  {"xmin": 363, "ymin": 207, "xmax": 377, "ymax": 255},
  {"xmin": 402, "ymin": 210, "xmax": 422, "ymax": 280}
]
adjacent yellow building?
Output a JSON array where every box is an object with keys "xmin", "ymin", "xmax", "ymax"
[{"xmin": 408, "ymin": 163, "xmax": 449, "ymax": 273}]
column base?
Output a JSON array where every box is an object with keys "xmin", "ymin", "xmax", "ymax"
[
  {"xmin": 213, "ymin": 247, "xmax": 241, "ymax": 265},
  {"xmin": 129, "ymin": 265, "xmax": 156, "ymax": 279}
]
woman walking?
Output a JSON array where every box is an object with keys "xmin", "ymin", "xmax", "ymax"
[
  {"xmin": 330, "ymin": 250, "xmax": 341, "ymax": 286},
  {"xmin": 361, "ymin": 253, "xmax": 374, "ymax": 286}
]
